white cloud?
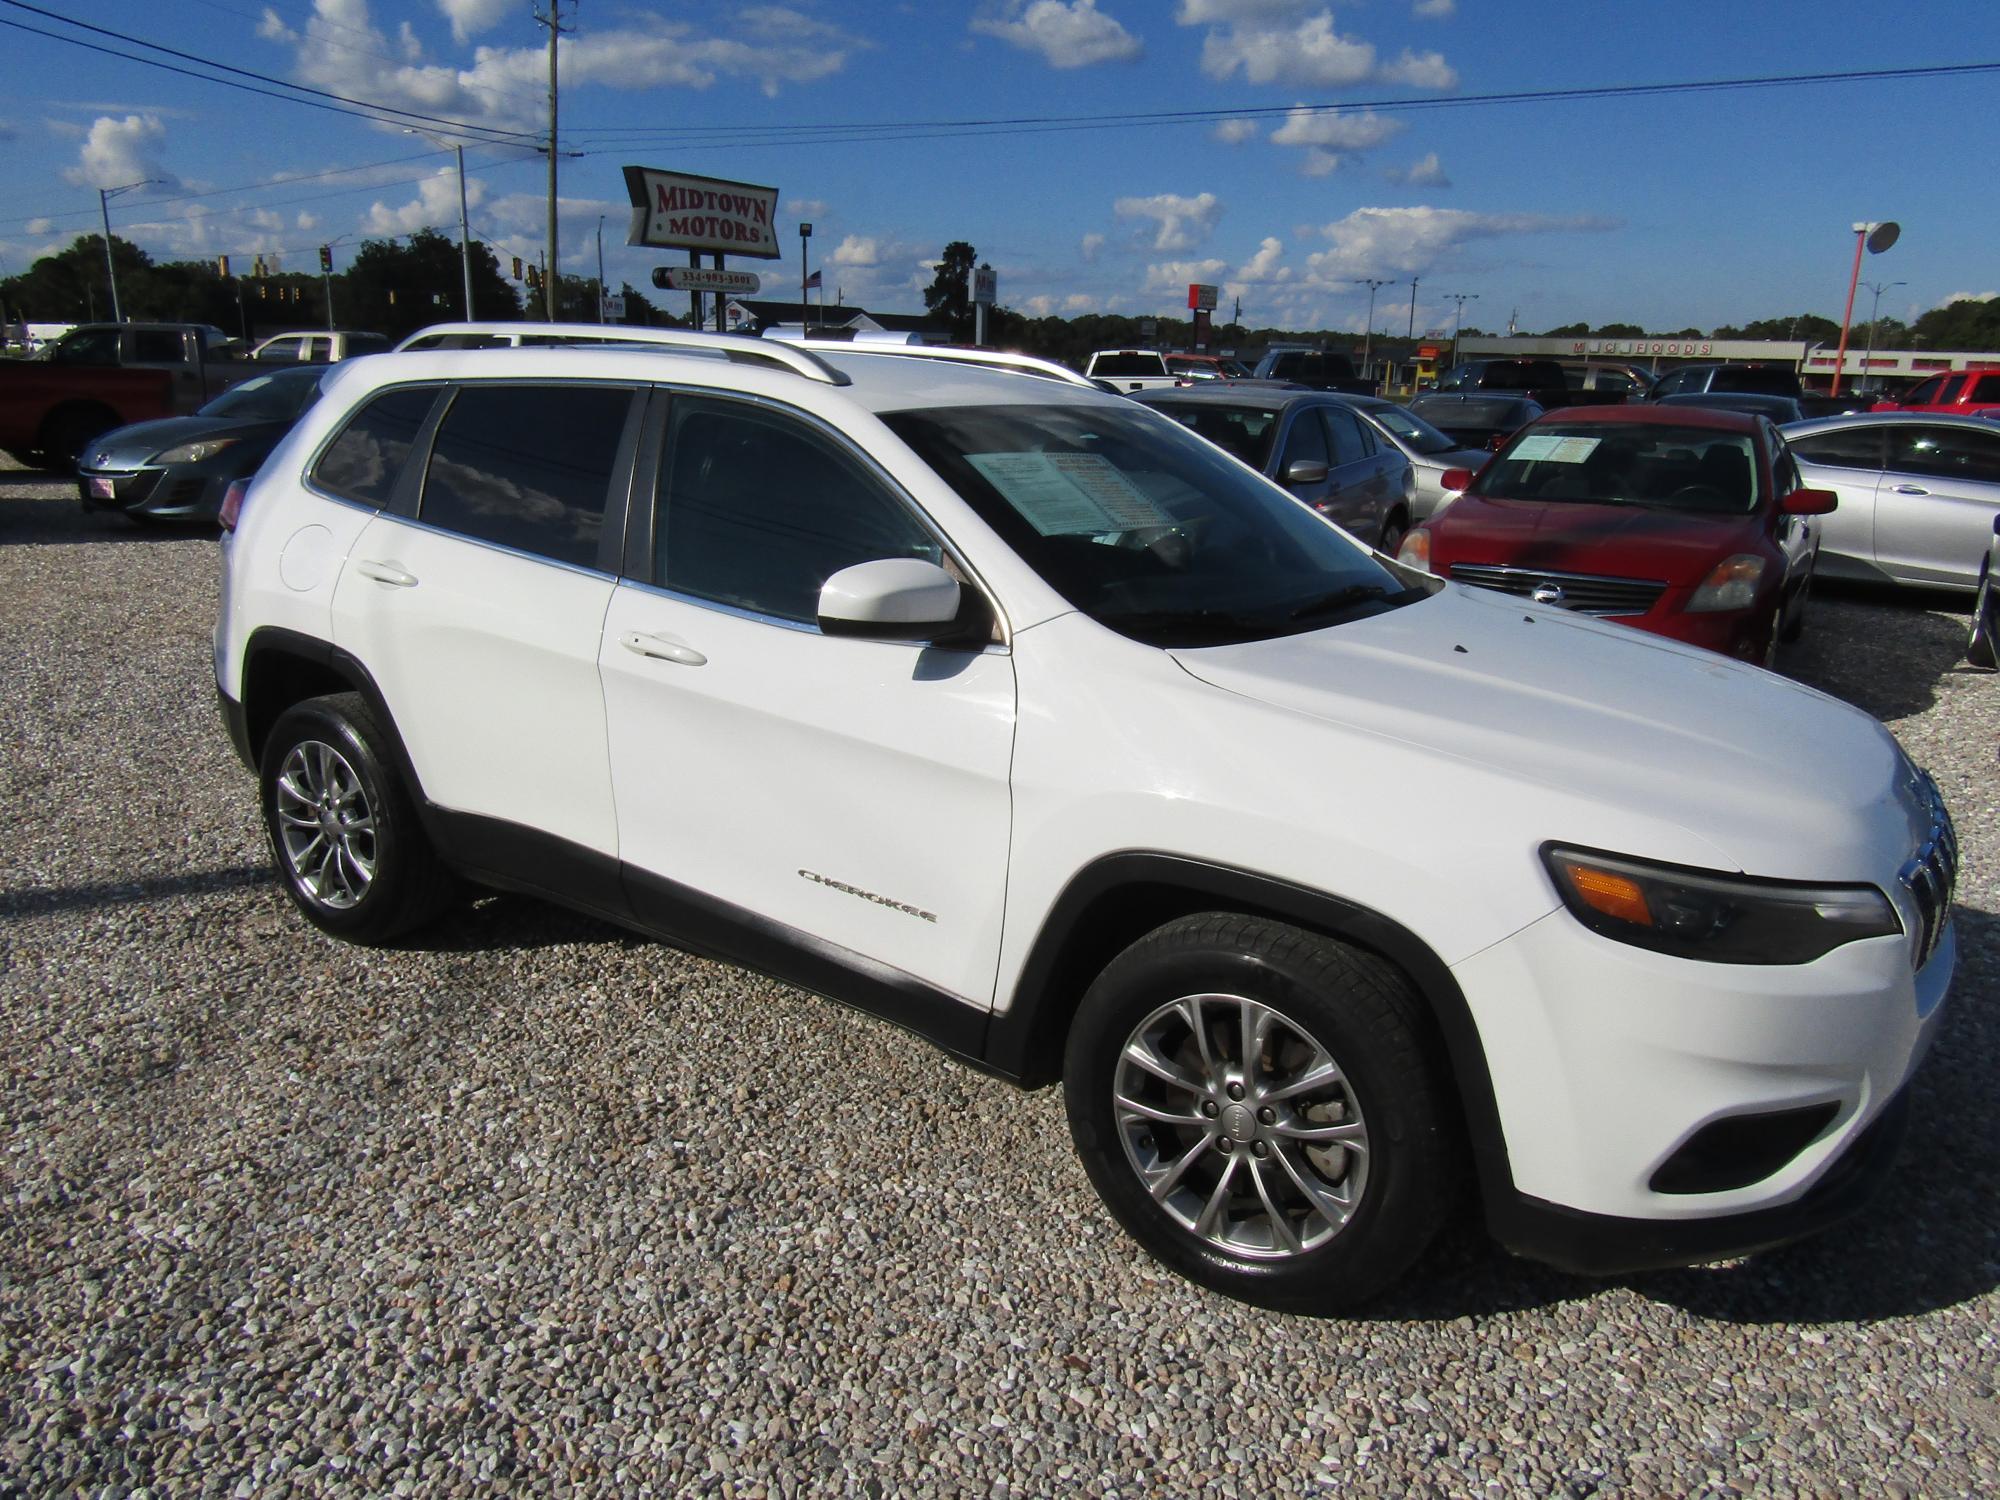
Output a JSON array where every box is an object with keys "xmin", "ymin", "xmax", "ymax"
[
  {"xmin": 1387, "ymin": 152, "xmax": 1450, "ymax": 187},
  {"xmin": 1941, "ymin": 291, "xmax": 1997, "ymax": 306},
  {"xmin": 1234, "ymin": 236, "xmax": 1287, "ymax": 282},
  {"xmin": 1182, "ymin": 5, "xmax": 1456, "ymax": 91},
  {"xmin": 297, "ymin": 211, "xmax": 321, "ymax": 230},
  {"xmin": 1144, "ymin": 257, "xmax": 1228, "ymax": 292},
  {"xmin": 64, "ymin": 114, "xmax": 174, "ymax": 190},
  {"xmin": 437, "ymin": 0, "xmax": 512, "ymax": 44},
  {"xmin": 1212, "ymin": 118, "xmax": 1259, "ymax": 145},
  {"xmin": 361, "ymin": 165, "xmax": 488, "ymax": 236},
  {"xmin": 1412, "ymin": 0, "xmax": 1455, "ymax": 15},
  {"xmin": 1114, "ymin": 191, "xmax": 1223, "ymax": 251},
  {"xmin": 1080, "ymin": 232, "xmax": 1106, "ymax": 261},
  {"xmin": 1021, "ymin": 292, "xmax": 1099, "ymax": 316},
  {"xmin": 1304, "ymin": 205, "xmax": 1617, "ymax": 282},
  {"xmin": 1269, "ymin": 107, "xmax": 1401, "ymax": 151},
  {"xmin": 1300, "ymin": 148, "xmax": 1342, "ymax": 177},
  {"xmin": 26, "ymin": 217, "xmax": 52, "ymax": 235},
  {"xmin": 787, "ymin": 198, "xmax": 830, "ymax": 219},
  {"xmin": 1378, "ymin": 48, "xmax": 1457, "ymax": 89},
  {"xmin": 831, "ymin": 235, "xmax": 878, "ymax": 267},
  {"xmin": 258, "ymin": 6, "xmax": 296, "ymax": 42},
  {"xmin": 972, "ymin": 1, "xmax": 1143, "ymax": 68}
]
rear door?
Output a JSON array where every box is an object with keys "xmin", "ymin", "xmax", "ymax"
[
  {"xmin": 1320, "ymin": 403, "xmax": 1391, "ymax": 540},
  {"xmin": 598, "ymin": 391, "xmax": 1016, "ymax": 1009},
  {"xmin": 1874, "ymin": 423, "xmax": 2000, "ymax": 586},
  {"xmin": 331, "ymin": 379, "xmax": 642, "ymax": 857}
]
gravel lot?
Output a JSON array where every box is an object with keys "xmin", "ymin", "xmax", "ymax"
[{"xmin": 3, "ymin": 456, "xmax": 1996, "ymax": 1497}]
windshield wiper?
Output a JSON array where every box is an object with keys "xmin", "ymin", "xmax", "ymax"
[{"xmin": 1286, "ymin": 583, "xmax": 1413, "ymax": 624}]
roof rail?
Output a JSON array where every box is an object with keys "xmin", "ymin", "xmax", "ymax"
[
  {"xmin": 590, "ymin": 327, "xmax": 852, "ymax": 386},
  {"xmin": 767, "ymin": 335, "xmax": 1099, "ymax": 390}
]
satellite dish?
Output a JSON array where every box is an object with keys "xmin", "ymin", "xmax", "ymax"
[{"xmin": 1865, "ymin": 221, "xmax": 1901, "ymax": 254}]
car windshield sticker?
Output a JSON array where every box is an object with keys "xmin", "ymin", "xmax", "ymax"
[
  {"xmin": 1510, "ymin": 434, "xmax": 1600, "ymax": 464},
  {"xmin": 966, "ymin": 451, "xmax": 1171, "ymax": 535}
]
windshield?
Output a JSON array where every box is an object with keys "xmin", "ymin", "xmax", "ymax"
[
  {"xmin": 883, "ymin": 402, "xmax": 1422, "ymax": 647},
  {"xmin": 1360, "ymin": 403, "xmax": 1458, "ymax": 455},
  {"xmin": 198, "ymin": 368, "xmax": 324, "ymax": 420},
  {"xmin": 1477, "ymin": 423, "xmax": 1763, "ymax": 515}
]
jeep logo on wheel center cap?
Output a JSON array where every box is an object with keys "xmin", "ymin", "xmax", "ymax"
[{"xmin": 1222, "ymin": 1103, "xmax": 1258, "ymax": 1141}]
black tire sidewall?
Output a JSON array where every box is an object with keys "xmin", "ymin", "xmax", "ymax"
[
  {"xmin": 1063, "ymin": 919, "xmax": 1449, "ymax": 1312},
  {"xmin": 1969, "ymin": 560, "xmax": 1999, "ymax": 670},
  {"xmin": 259, "ymin": 694, "xmax": 431, "ymax": 943}
]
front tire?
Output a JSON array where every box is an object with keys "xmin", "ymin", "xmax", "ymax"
[
  {"xmin": 1063, "ymin": 913, "xmax": 1455, "ymax": 1313},
  {"xmin": 1377, "ymin": 507, "xmax": 1410, "ymax": 557},
  {"xmin": 259, "ymin": 693, "xmax": 453, "ymax": 943}
]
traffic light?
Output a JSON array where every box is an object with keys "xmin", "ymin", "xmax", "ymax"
[
  {"xmin": 511, "ymin": 255, "xmax": 523, "ymax": 281},
  {"xmin": 526, "ymin": 265, "xmax": 541, "ymax": 292},
  {"xmin": 217, "ymin": 255, "xmax": 230, "ymax": 278},
  {"xmin": 319, "ymin": 244, "xmax": 332, "ymax": 273}
]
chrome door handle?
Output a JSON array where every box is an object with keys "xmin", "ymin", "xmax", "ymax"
[
  {"xmin": 621, "ymin": 631, "xmax": 707, "ymax": 667},
  {"xmin": 1893, "ymin": 484, "xmax": 1930, "ymax": 495},
  {"xmin": 354, "ymin": 559, "xmax": 417, "ymax": 587}
]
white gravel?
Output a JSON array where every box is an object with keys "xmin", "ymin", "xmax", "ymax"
[{"xmin": 3, "ymin": 457, "xmax": 1997, "ymax": 1496}]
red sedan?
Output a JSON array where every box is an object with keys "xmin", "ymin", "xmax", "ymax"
[{"xmin": 1395, "ymin": 405, "xmax": 1835, "ymax": 664}]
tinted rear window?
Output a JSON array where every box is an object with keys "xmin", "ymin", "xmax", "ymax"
[
  {"xmin": 419, "ymin": 384, "xmax": 633, "ymax": 568},
  {"xmin": 1092, "ymin": 353, "xmax": 1168, "ymax": 377},
  {"xmin": 1710, "ymin": 366, "xmax": 1798, "ymax": 395},
  {"xmin": 311, "ymin": 385, "xmax": 441, "ymax": 507}
]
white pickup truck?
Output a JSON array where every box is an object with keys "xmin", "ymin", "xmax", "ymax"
[{"xmin": 1083, "ymin": 349, "xmax": 1183, "ymax": 392}]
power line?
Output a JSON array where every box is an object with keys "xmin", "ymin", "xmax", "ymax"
[
  {"xmin": 558, "ymin": 58, "xmax": 2000, "ymax": 148},
  {"xmin": 0, "ymin": 0, "xmax": 541, "ymax": 147}
]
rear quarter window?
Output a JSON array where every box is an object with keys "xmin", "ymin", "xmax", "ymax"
[{"xmin": 310, "ymin": 385, "xmax": 443, "ymax": 507}]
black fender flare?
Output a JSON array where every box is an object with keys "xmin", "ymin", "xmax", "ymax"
[
  {"xmin": 981, "ymin": 851, "xmax": 1514, "ymax": 1203},
  {"xmin": 237, "ymin": 626, "xmax": 429, "ymax": 807}
]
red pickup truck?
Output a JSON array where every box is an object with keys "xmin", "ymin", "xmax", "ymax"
[
  {"xmin": 0, "ymin": 323, "xmax": 251, "ymax": 470},
  {"xmin": 1872, "ymin": 367, "xmax": 2000, "ymax": 415}
]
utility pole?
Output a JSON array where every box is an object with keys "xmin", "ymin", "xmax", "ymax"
[
  {"xmin": 1354, "ymin": 278, "xmax": 1395, "ymax": 390},
  {"xmin": 596, "ymin": 216, "xmax": 607, "ymax": 323},
  {"xmin": 455, "ymin": 143, "xmax": 474, "ymax": 320},
  {"xmin": 1444, "ymin": 292, "xmax": 1479, "ymax": 365},
  {"xmin": 533, "ymin": 0, "xmax": 575, "ymax": 322},
  {"xmin": 96, "ymin": 179, "xmax": 159, "ymax": 323},
  {"xmin": 1406, "ymin": 275, "xmax": 1420, "ymax": 341}
]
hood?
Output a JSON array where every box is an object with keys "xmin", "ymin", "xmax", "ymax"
[
  {"xmin": 81, "ymin": 415, "xmax": 280, "ymax": 469},
  {"xmin": 1429, "ymin": 495, "xmax": 1761, "ymax": 586},
  {"xmin": 1167, "ymin": 583, "xmax": 1914, "ymax": 880}
]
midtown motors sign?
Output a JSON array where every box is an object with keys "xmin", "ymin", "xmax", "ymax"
[{"xmin": 623, "ymin": 167, "xmax": 781, "ymax": 260}]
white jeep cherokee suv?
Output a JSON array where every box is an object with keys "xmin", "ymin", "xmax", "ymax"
[{"xmin": 215, "ymin": 329, "xmax": 1956, "ymax": 1312}]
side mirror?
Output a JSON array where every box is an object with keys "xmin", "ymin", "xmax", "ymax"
[
  {"xmin": 816, "ymin": 557, "xmax": 963, "ymax": 641},
  {"xmin": 1284, "ymin": 459, "xmax": 1330, "ymax": 485},
  {"xmin": 1780, "ymin": 487, "xmax": 1838, "ymax": 516},
  {"xmin": 1439, "ymin": 467, "xmax": 1475, "ymax": 493}
]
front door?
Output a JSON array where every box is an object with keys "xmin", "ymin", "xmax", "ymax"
[{"xmin": 599, "ymin": 393, "xmax": 1016, "ymax": 1009}]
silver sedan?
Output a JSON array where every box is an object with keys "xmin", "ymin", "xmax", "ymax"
[
  {"xmin": 1339, "ymin": 395, "xmax": 1492, "ymax": 519},
  {"xmin": 1781, "ymin": 412, "xmax": 2000, "ymax": 591}
]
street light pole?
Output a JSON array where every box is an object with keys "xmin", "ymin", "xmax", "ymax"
[
  {"xmin": 1444, "ymin": 292, "xmax": 1479, "ymax": 366},
  {"xmin": 96, "ymin": 179, "xmax": 159, "ymax": 323},
  {"xmin": 1832, "ymin": 220, "xmax": 1899, "ymax": 397},
  {"xmin": 455, "ymin": 143, "xmax": 474, "ymax": 320},
  {"xmin": 596, "ymin": 215, "xmax": 607, "ymax": 323},
  {"xmin": 533, "ymin": 0, "xmax": 573, "ymax": 322},
  {"xmin": 1859, "ymin": 278, "xmax": 1905, "ymax": 394},
  {"xmin": 1355, "ymin": 278, "xmax": 1394, "ymax": 390},
  {"xmin": 1406, "ymin": 275, "xmax": 1420, "ymax": 340}
]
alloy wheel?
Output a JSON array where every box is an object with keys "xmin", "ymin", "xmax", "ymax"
[
  {"xmin": 1113, "ymin": 991, "xmax": 1369, "ymax": 1260},
  {"xmin": 273, "ymin": 739, "xmax": 378, "ymax": 910}
]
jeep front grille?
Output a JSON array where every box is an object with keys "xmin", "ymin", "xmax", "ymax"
[{"xmin": 1899, "ymin": 769, "xmax": 1957, "ymax": 970}]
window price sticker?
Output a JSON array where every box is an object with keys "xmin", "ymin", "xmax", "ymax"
[{"xmin": 967, "ymin": 450, "xmax": 1171, "ymax": 535}]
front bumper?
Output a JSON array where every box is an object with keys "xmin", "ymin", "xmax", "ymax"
[
  {"xmin": 78, "ymin": 465, "xmax": 224, "ymax": 521},
  {"xmin": 1454, "ymin": 895, "xmax": 1953, "ymax": 1265}
]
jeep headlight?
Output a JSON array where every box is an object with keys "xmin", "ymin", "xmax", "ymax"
[{"xmin": 1543, "ymin": 844, "xmax": 1900, "ymax": 965}]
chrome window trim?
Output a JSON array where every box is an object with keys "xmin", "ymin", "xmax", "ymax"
[
  {"xmin": 612, "ymin": 574, "xmax": 1012, "ymax": 657},
  {"xmin": 354, "ymin": 509, "xmax": 617, "ymax": 583}
]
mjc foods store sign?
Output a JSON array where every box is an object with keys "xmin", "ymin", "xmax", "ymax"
[
  {"xmin": 1575, "ymin": 338, "xmax": 1714, "ymax": 357},
  {"xmin": 623, "ymin": 167, "xmax": 781, "ymax": 260}
]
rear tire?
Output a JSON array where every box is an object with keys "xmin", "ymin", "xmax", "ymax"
[
  {"xmin": 1063, "ymin": 913, "xmax": 1456, "ymax": 1313},
  {"xmin": 1377, "ymin": 508, "xmax": 1410, "ymax": 557},
  {"xmin": 259, "ymin": 693, "xmax": 454, "ymax": 943},
  {"xmin": 1970, "ymin": 558, "xmax": 1999, "ymax": 671},
  {"xmin": 39, "ymin": 406, "xmax": 115, "ymax": 474}
]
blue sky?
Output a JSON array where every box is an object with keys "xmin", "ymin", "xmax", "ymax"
[{"xmin": 3, "ymin": 0, "xmax": 1995, "ymax": 336}]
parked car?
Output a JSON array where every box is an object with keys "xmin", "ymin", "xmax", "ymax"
[
  {"xmin": 1796, "ymin": 391, "xmax": 1879, "ymax": 419},
  {"xmin": 0, "ymin": 321, "xmax": 252, "ymax": 470},
  {"xmin": 77, "ymin": 364, "xmax": 327, "ymax": 524},
  {"xmin": 1969, "ymin": 514, "xmax": 2000, "ymax": 669},
  {"xmin": 1560, "ymin": 360, "xmax": 1658, "ymax": 395},
  {"xmin": 1337, "ymin": 395, "xmax": 1491, "ymax": 519},
  {"xmin": 1434, "ymin": 359, "xmax": 1627, "ymax": 411},
  {"xmin": 216, "ymin": 331, "xmax": 1951, "ymax": 1312},
  {"xmin": 1781, "ymin": 412, "xmax": 2000, "ymax": 591},
  {"xmin": 1406, "ymin": 392, "xmax": 1546, "ymax": 452},
  {"xmin": 1083, "ymin": 349, "xmax": 1181, "ymax": 392},
  {"xmin": 1647, "ymin": 363, "xmax": 1802, "ymax": 400},
  {"xmin": 1249, "ymin": 348, "xmax": 1373, "ymax": 394},
  {"xmin": 1132, "ymin": 385, "xmax": 1416, "ymax": 551},
  {"xmin": 1397, "ymin": 405, "xmax": 1832, "ymax": 665},
  {"xmin": 1165, "ymin": 353, "xmax": 1250, "ymax": 381},
  {"xmin": 1655, "ymin": 391, "xmax": 1811, "ymax": 424},
  {"xmin": 251, "ymin": 330, "xmax": 392, "ymax": 363},
  {"xmin": 1871, "ymin": 368, "xmax": 2000, "ymax": 416}
]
